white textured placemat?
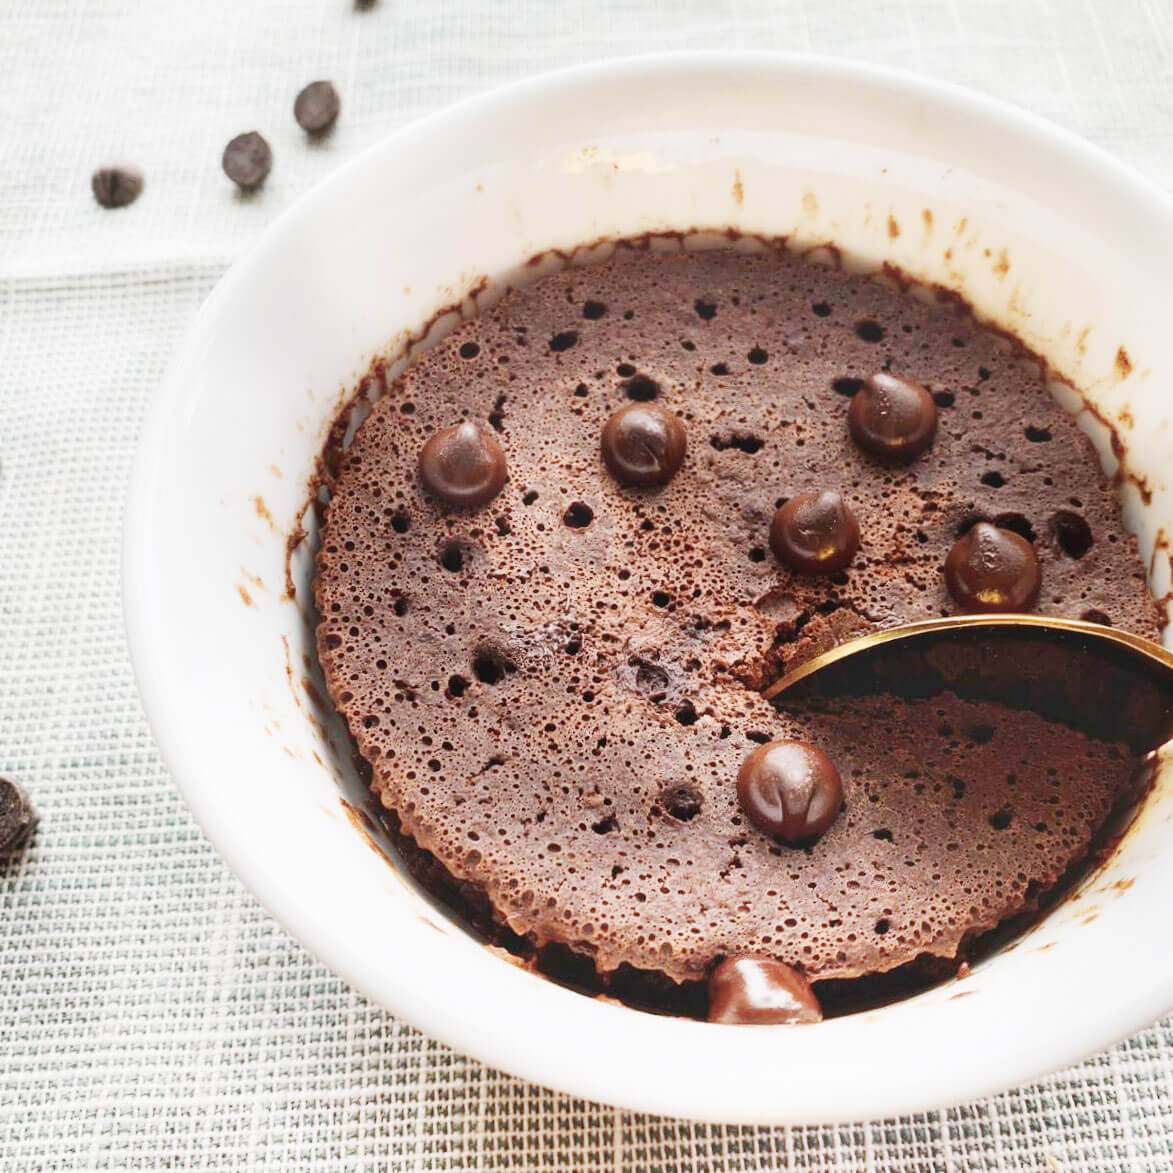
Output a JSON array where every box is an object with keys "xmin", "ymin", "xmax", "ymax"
[{"xmin": 2, "ymin": 1, "xmax": 1172, "ymax": 1168}]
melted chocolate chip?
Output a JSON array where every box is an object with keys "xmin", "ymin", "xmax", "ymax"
[
  {"xmin": 769, "ymin": 490, "xmax": 859, "ymax": 575},
  {"xmin": 294, "ymin": 81, "xmax": 341, "ymax": 134},
  {"xmin": 737, "ymin": 740, "xmax": 843, "ymax": 845},
  {"xmin": 418, "ymin": 420, "xmax": 507, "ymax": 508},
  {"xmin": 848, "ymin": 372, "xmax": 937, "ymax": 462},
  {"xmin": 601, "ymin": 403, "xmax": 686, "ymax": 487},
  {"xmin": 91, "ymin": 165, "xmax": 143, "ymax": 209},
  {"xmin": 707, "ymin": 956, "xmax": 823, "ymax": 1025},
  {"xmin": 222, "ymin": 132, "xmax": 272, "ymax": 190},
  {"xmin": 944, "ymin": 521, "xmax": 1041, "ymax": 612},
  {"xmin": 0, "ymin": 777, "xmax": 36, "ymax": 853}
]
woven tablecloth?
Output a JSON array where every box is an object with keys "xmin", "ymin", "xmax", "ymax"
[{"xmin": 3, "ymin": 1, "xmax": 1173, "ymax": 1168}]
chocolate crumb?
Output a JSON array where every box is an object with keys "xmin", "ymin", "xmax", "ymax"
[{"xmin": 294, "ymin": 81, "xmax": 341, "ymax": 134}]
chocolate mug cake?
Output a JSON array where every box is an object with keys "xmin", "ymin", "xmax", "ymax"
[{"xmin": 313, "ymin": 241, "xmax": 1159, "ymax": 1022}]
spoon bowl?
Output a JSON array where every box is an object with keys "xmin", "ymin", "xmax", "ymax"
[{"xmin": 764, "ymin": 614, "xmax": 1173, "ymax": 753}]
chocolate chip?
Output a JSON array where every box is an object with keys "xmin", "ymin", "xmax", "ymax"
[
  {"xmin": 418, "ymin": 420, "xmax": 507, "ymax": 507},
  {"xmin": 222, "ymin": 132, "xmax": 272, "ymax": 190},
  {"xmin": 0, "ymin": 777, "xmax": 36, "ymax": 853},
  {"xmin": 848, "ymin": 372, "xmax": 938, "ymax": 462},
  {"xmin": 769, "ymin": 490, "xmax": 859, "ymax": 575},
  {"xmin": 601, "ymin": 403, "xmax": 686, "ymax": 488},
  {"xmin": 91, "ymin": 166, "xmax": 143, "ymax": 209},
  {"xmin": 737, "ymin": 740, "xmax": 844, "ymax": 845},
  {"xmin": 294, "ymin": 81, "xmax": 341, "ymax": 134},
  {"xmin": 944, "ymin": 521, "xmax": 1041, "ymax": 612},
  {"xmin": 707, "ymin": 956, "xmax": 823, "ymax": 1025}
]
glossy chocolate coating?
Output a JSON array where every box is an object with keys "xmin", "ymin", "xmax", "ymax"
[
  {"xmin": 769, "ymin": 490, "xmax": 859, "ymax": 575},
  {"xmin": 707, "ymin": 956, "xmax": 823, "ymax": 1025},
  {"xmin": 737, "ymin": 740, "xmax": 844, "ymax": 844},
  {"xmin": 600, "ymin": 403, "xmax": 686, "ymax": 487},
  {"xmin": 945, "ymin": 521, "xmax": 1041, "ymax": 612},
  {"xmin": 418, "ymin": 420, "xmax": 507, "ymax": 508},
  {"xmin": 848, "ymin": 372, "xmax": 937, "ymax": 463}
]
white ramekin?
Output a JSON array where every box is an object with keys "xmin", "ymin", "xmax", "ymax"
[{"xmin": 123, "ymin": 54, "xmax": 1173, "ymax": 1124}]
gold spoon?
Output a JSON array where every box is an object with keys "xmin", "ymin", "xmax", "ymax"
[{"xmin": 762, "ymin": 614, "xmax": 1173, "ymax": 753}]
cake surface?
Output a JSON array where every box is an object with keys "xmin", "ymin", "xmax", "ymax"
[{"xmin": 314, "ymin": 243, "xmax": 1159, "ymax": 988}]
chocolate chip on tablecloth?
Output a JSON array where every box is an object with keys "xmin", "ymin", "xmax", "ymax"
[
  {"xmin": 418, "ymin": 420, "xmax": 508, "ymax": 508},
  {"xmin": 769, "ymin": 490, "xmax": 859, "ymax": 575},
  {"xmin": 945, "ymin": 521, "xmax": 1041, "ymax": 613},
  {"xmin": 91, "ymin": 166, "xmax": 144, "ymax": 209},
  {"xmin": 601, "ymin": 403, "xmax": 686, "ymax": 487},
  {"xmin": 222, "ymin": 132, "xmax": 272, "ymax": 190},
  {"xmin": 736, "ymin": 740, "xmax": 844, "ymax": 845},
  {"xmin": 294, "ymin": 81, "xmax": 341, "ymax": 134}
]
